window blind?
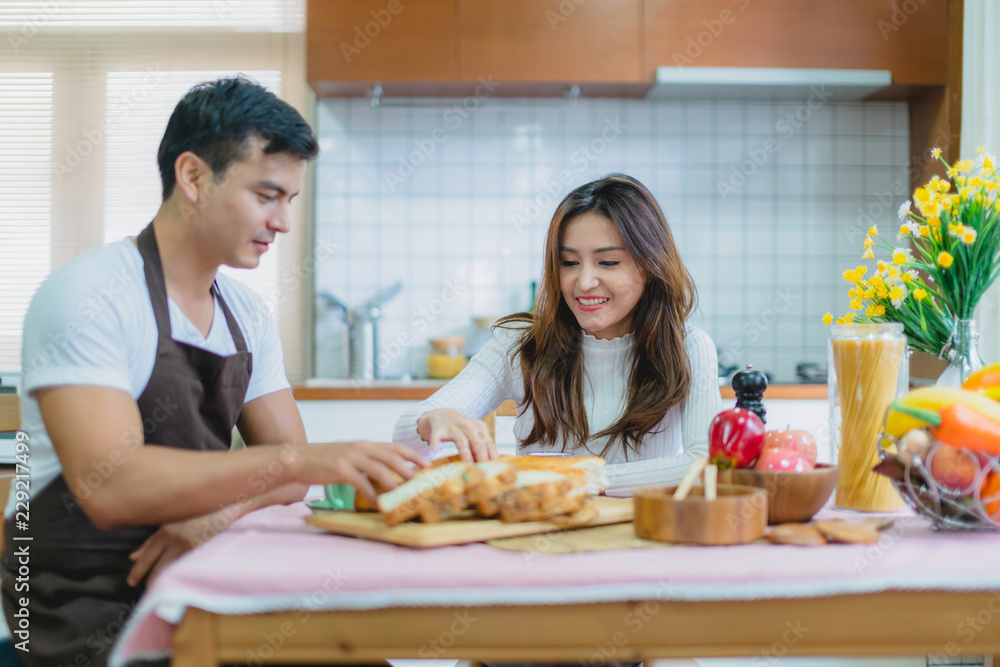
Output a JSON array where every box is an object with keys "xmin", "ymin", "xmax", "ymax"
[{"xmin": 0, "ymin": 1, "xmax": 310, "ymax": 383}]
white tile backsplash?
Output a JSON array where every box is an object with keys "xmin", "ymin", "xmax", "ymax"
[{"xmin": 314, "ymin": 97, "xmax": 909, "ymax": 381}]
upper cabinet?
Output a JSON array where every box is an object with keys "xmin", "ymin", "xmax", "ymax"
[
  {"xmin": 306, "ymin": 0, "xmax": 952, "ymax": 95},
  {"xmin": 307, "ymin": 0, "xmax": 458, "ymax": 95},
  {"xmin": 459, "ymin": 0, "xmax": 641, "ymax": 83},
  {"xmin": 643, "ymin": 0, "xmax": 949, "ymax": 86}
]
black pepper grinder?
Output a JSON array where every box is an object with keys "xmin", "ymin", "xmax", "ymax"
[{"xmin": 732, "ymin": 363, "xmax": 767, "ymax": 424}]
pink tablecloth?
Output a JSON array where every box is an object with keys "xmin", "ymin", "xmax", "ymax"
[{"xmin": 110, "ymin": 501, "xmax": 1000, "ymax": 666}]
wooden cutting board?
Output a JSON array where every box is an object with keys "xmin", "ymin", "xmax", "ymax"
[{"xmin": 305, "ymin": 497, "xmax": 634, "ymax": 548}]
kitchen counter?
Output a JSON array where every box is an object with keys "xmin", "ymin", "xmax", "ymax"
[{"xmin": 293, "ymin": 380, "xmax": 827, "ymax": 401}]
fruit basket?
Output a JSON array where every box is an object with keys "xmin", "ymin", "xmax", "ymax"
[{"xmin": 876, "ymin": 432, "xmax": 1000, "ymax": 531}]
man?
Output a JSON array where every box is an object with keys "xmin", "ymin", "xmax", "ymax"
[{"xmin": 2, "ymin": 77, "xmax": 425, "ymax": 666}]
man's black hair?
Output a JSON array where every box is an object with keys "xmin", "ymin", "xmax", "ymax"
[{"xmin": 157, "ymin": 76, "xmax": 318, "ymax": 199}]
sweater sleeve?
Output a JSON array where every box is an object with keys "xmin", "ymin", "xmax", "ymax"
[
  {"xmin": 604, "ymin": 326, "xmax": 723, "ymax": 496},
  {"xmin": 392, "ymin": 328, "xmax": 523, "ymax": 457}
]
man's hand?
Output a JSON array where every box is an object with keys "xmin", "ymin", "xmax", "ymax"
[
  {"xmin": 417, "ymin": 409, "xmax": 498, "ymax": 463},
  {"xmin": 126, "ymin": 508, "xmax": 235, "ymax": 587},
  {"xmin": 295, "ymin": 441, "xmax": 428, "ymax": 506}
]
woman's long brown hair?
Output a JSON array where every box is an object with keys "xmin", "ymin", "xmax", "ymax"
[{"xmin": 497, "ymin": 174, "xmax": 697, "ymax": 460}]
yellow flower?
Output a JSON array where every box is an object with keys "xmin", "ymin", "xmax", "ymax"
[
  {"xmin": 938, "ymin": 251, "xmax": 954, "ymax": 269},
  {"xmin": 931, "ymin": 147, "xmax": 942, "ymax": 158},
  {"xmin": 920, "ymin": 200, "xmax": 942, "ymax": 218},
  {"xmin": 887, "ymin": 266, "xmax": 900, "ymax": 278},
  {"xmin": 941, "ymin": 197, "xmax": 953, "ymax": 209},
  {"xmin": 914, "ymin": 187, "xmax": 932, "ymax": 204},
  {"xmin": 844, "ymin": 312, "xmax": 854, "ymax": 323},
  {"xmin": 873, "ymin": 304, "xmax": 885, "ymax": 317},
  {"xmin": 963, "ymin": 229, "xmax": 977, "ymax": 244},
  {"xmin": 901, "ymin": 270, "xmax": 917, "ymax": 284},
  {"xmin": 856, "ymin": 265, "xmax": 867, "ymax": 276},
  {"xmin": 985, "ymin": 156, "xmax": 994, "ymax": 172},
  {"xmin": 842, "ymin": 269, "xmax": 859, "ymax": 283},
  {"xmin": 914, "ymin": 288, "xmax": 927, "ymax": 301},
  {"xmin": 863, "ymin": 236, "xmax": 875, "ymax": 247},
  {"xmin": 948, "ymin": 223, "xmax": 965, "ymax": 237},
  {"xmin": 864, "ymin": 304, "xmax": 876, "ymax": 318},
  {"xmin": 862, "ymin": 248, "xmax": 874, "ymax": 259},
  {"xmin": 850, "ymin": 299, "xmax": 862, "ymax": 310},
  {"xmin": 889, "ymin": 286, "xmax": 904, "ymax": 301},
  {"xmin": 877, "ymin": 260, "xmax": 889, "ymax": 273},
  {"xmin": 919, "ymin": 225, "xmax": 930, "ymax": 237},
  {"xmin": 927, "ymin": 216, "xmax": 941, "ymax": 227},
  {"xmin": 978, "ymin": 146, "xmax": 985, "ymax": 153},
  {"xmin": 899, "ymin": 224, "xmax": 911, "ymax": 235},
  {"xmin": 892, "ymin": 250, "xmax": 907, "ymax": 265},
  {"xmin": 868, "ymin": 225, "xmax": 879, "ymax": 236},
  {"xmin": 823, "ymin": 312, "xmax": 833, "ymax": 326},
  {"xmin": 951, "ymin": 194, "xmax": 962, "ymax": 207},
  {"xmin": 877, "ymin": 287, "xmax": 889, "ymax": 299},
  {"xmin": 870, "ymin": 275, "xmax": 884, "ymax": 289}
]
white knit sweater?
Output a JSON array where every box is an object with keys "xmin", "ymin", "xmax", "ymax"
[{"xmin": 392, "ymin": 323, "xmax": 723, "ymax": 496}]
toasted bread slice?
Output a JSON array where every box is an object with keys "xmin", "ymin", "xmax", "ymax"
[
  {"xmin": 378, "ymin": 462, "xmax": 468, "ymax": 527},
  {"xmin": 499, "ymin": 470, "xmax": 583, "ymax": 523},
  {"xmin": 354, "ymin": 471, "xmax": 405, "ymax": 512},
  {"xmin": 502, "ymin": 455, "xmax": 608, "ymax": 494},
  {"xmin": 465, "ymin": 461, "xmax": 518, "ymax": 517},
  {"xmin": 417, "ymin": 468, "xmax": 470, "ymax": 523}
]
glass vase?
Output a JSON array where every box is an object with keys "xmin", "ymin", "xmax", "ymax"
[
  {"xmin": 935, "ymin": 318, "xmax": 985, "ymax": 389},
  {"xmin": 828, "ymin": 323, "xmax": 908, "ymax": 512}
]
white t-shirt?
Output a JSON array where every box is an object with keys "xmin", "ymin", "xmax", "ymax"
[
  {"xmin": 10, "ymin": 238, "xmax": 290, "ymax": 515},
  {"xmin": 393, "ymin": 322, "xmax": 723, "ymax": 496}
]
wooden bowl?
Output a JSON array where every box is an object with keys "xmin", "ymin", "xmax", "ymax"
[
  {"xmin": 633, "ymin": 484, "xmax": 768, "ymax": 545},
  {"xmin": 718, "ymin": 464, "xmax": 839, "ymax": 524}
]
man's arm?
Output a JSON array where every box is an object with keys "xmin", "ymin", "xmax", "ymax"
[
  {"xmin": 38, "ymin": 385, "xmax": 425, "ymax": 530},
  {"xmin": 235, "ymin": 388, "xmax": 310, "ymax": 506}
]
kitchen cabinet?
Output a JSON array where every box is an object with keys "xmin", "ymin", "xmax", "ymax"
[
  {"xmin": 459, "ymin": 0, "xmax": 642, "ymax": 84},
  {"xmin": 306, "ymin": 0, "xmax": 458, "ymax": 95},
  {"xmin": 643, "ymin": 0, "xmax": 949, "ymax": 86}
]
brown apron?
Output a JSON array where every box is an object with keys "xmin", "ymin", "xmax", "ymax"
[{"xmin": 2, "ymin": 222, "xmax": 252, "ymax": 667}]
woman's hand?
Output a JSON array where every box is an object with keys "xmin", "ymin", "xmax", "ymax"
[{"xmin": 417, "ymin": 408, "xmax": 498, "ymax": 463}]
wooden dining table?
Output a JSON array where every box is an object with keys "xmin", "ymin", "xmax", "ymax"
[{"xmin": 107, "ymin": 501, "xmax": 1000, "ymax": 667}]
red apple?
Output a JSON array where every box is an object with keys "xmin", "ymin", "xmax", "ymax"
[
  {"xmin": 763, "ymin": 428, "xmax": 818, "ymax": 465},
  {"xmin": 928, "ymin": 443, "xmax": 980, "ymax": 495},
  {"xmin": 754, "ymin": 447, "xmax": 815, "ymax": 473},
  {"xmin": 709, "ymin": 408, "xmax": 766, "ymax": 469}
]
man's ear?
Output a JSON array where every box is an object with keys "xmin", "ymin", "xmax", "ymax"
[{"xmin": 173, "ymin": 151, "xmax": 212, "ymax": 204}]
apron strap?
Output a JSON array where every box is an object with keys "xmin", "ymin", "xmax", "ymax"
[
  {"xmin": 136, "ymin": 222, "xmax": 172, "ymax": 339},
  {"xmin": 211, "ymin": 281, "xmax": 249, "ymax": 354}
]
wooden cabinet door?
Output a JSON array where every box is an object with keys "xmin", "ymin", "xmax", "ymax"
[
  {"xmin": 307, "ymin": 0, "xmax": 458, "ymax": 83},
  {"xmin": 644, "ymin": 0, "xmax": 948, "ymax": 85},
  {"xmin": 459, "ymin": 0, "xmax": 642, "ymax": 83}
]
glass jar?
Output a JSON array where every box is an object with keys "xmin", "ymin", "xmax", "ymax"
[
  {"xmin": 828, "ymin": 323, "xmax": 908, "ymax": 512},
  {"xmin": 427, "ymin": 336, "xmax": 467, "ymax": 379}
]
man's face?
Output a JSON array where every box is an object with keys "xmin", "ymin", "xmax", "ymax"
[{"xmin": 192, "ymin": 138, "xmax": 308, "ymax": 269}]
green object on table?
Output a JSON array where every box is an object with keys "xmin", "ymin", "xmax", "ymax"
[{"xmin": 308, "ymin": 484, "xmax": 356, "ymax": 511}]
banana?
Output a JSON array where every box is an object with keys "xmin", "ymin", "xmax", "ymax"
[{"xmin": 884, "ymin": 387, "xmax": 1000, "ymax": 438}]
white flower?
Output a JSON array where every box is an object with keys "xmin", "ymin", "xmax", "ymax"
[
  {"xmin": 898, "ymin": 200, "xmax": 912, "ymax": 221},
  {"xmin": 902, "ymin": 221, "xmax": 921, "ymax": 236}
]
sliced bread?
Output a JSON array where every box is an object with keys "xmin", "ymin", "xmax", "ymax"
[
  {"xmin": 378, "ymin": 462, "xmax": 468, "ymax": 527},
  {"xmin": 498, "ymin": 470, "xmax": 577, "ymax": 523},
  {"xmin": 502, "ymin": 455, "xmax": 608, "ymax": 495},
  {"xmin": 465, "ymin": 460, "xmax": 518, "ymax": 517}
]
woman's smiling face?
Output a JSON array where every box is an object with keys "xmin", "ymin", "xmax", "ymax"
[{"xmin": 559, "ymin": 212, "xmax": 645, "ymax": 340}]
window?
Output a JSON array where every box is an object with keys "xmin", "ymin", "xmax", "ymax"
[{"xmin": 0, "ymin": 2, "xmax": 310, "ymax": 380}]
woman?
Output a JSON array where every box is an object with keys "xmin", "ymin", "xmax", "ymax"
[{"xmin": 393, "ymin": 174, "xmax": 722, "ymax": 496}]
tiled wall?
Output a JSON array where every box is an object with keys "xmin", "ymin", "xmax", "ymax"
[{"xmin": 313, "ymin": 97, "xmax": 909, "ymax": 382}]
